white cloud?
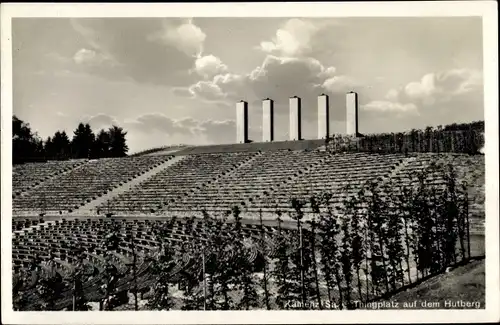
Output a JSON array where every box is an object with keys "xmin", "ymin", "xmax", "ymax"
[
  {"xmin": 150, "ymin": 19, "xmax": 206, "ymax": 57},
  {"xmin": 443, "ymin": 69, "xmax": 482, "ymax": 95},
  {"xmin": 122, "ymin": 113, "xmax": 220, "ymax": 152},
  {"xmin": 405, "ymin": 73, "xmax": 436, "ymax": 99},
  {"xmin": 318, "ymin": 66, "xmax": 337, "ymax": 79},
  {"xmin": 385, "ymin": 88, "xmax": 399, "ymax": 101},
  {"xmin": 404, "ymin": 69, "xmax": 482, "ymax": 104},
  {"xmin": 247, "ymin": 55, "xmax": 339, "ymax": 98},
  {"xmin": 198, "ymin": 119, "xmax": 236, "ymax": 144},
  {"xmin": 250, "ymin": 55, "xmax": 323, "ymax": 81},
  {"xmin": 213, "ymin": 73, "xmax": 244, "ymax": 85},
  {"xmin": 125, "ymin": 113, "xmax": 197, "ymax": 135},
  {"xmin": 257, "ymin": 19, "xmax": 318, "ymax": 57},
  {"xmin": 193, "ymin": 54, "xmax": 228, "ymax": 79},
  {"xmin": 352, "ymin": 67, "xmax": 484, "ymax": 135},
  {"xmin": 361, "ymin": 68, "xmax": 483, "ymax": 121},
  {"xmin": 188, "ymin": 81, "xmax": 226, "ymax": 101},
  {"xmin": 85, "ymin": 113, "xmax": 119, "ymax": 129},
  {"xmin": 174, "ymin": 73, "xmax": 244, "ymax": 102},
  {"xmin": 70, "ymin": 20, "xmax": 104, "ymax": 54},
  {"xmin": 178, "ymin": 54, "xmax": 355, "ymax": 125},
  {"xmin": 259, "ymin": 41, "xmax": 277, "ymax": 53},
  {"xmin": 73, "ymin": 49, "xmax": 97, "ymax": 65},
  {"xmin": 73, "ymin": 48, "xmax": 115, "ymax": 66},
  {"xmin": 212, "ymin": 73, "xmax": 246, "ymax": 100},
  {"xmin": 124, "ymin": 113, "xmax": 237, "ymax": 146},
  {"xmin": 171, "ymin": 86, "xmax": 195, "ymax": 98},
  {"xmin": 322, "ymin": 75, "xmax": 358, "ymax": 93},
  {"xmin": 363, "ymin": 100, "xmax": 418, "ymax": 113},
  {"xmin": 70, "ymin": 20, "xmax": 119, "ymax": 66}
]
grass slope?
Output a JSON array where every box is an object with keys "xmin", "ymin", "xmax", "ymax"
[{"xmin": 365, "ymin": 259, "xmax": 485, "ymax": 310}]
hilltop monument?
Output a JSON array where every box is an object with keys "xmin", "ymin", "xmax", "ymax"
[
  {"xmin": 236, "ymin": 100, "xmax": 249, "ymax": 143},
  {"xmin": 346, "ymin": 91, "xmax": 359, "ymax": 136}
]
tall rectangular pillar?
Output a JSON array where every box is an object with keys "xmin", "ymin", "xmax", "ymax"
[
  {"xmin": 236, "ymin": 100, "xmax": 248, "ymax": 143},
  {"xmin": 346, "ymin": 92, "xmax": 359, "ymax": 136},
  {"xmin": 289, "ymin": 96, "xmax": 301, "ymax": 141},
  {"xmin": 262, "ymin": 98, "xmax": 274, "ymax": 142},
  {"xmin": 318, "ymin": 94, "xmax": 330, "ymax": 139}
]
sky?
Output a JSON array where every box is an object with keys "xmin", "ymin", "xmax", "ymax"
[{"xmin": 12, "ymin": 17, "xmax": 484, "ymax": 153}]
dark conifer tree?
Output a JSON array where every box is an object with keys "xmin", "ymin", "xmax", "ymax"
[
  {"xmin": 44, "ymin": 136, "xmax": 56, "ymax": 160},
  {"xmin": 317, "ymin": 193, "xmax": 343, "ymax": 309},
  {"xmin": 180, "ymin": 240, "xmax": 206, "ymax": 310},
  {"xmin": 147, "ymin": 240, "xmax": 176, "ymax": 310},
  {"xmin": 346, "ymin": 189, "xmax": 367, "ymax": 303},
  {"xmin": 100, "ymin": 222, "xmax": 122, "ymax": 310},
  {"xmin": 71, "ymin": 123, "xmax": 95, "ymax": 159},
  {"xmin": 12, "ymin": 115, "xmax": 45, "ymax": 163},
  {"xmin": 289, "ymin": 198, "xmax": 313, "ymax": 309},
  {"xmin": 385, "ymin": 194, "xmax": 406, "ymax": 291},
  {"xmin": 258, "ymin": 209, "xmax": 271, "ymax": 310},
  {"xmin": 397, "ymin": 184, "xmax": 415, "ymax": 285},
  {"xmin": 271, "ymin": 211, "xmax": 293, "ymax": 309},
  {"xmin": 309, "ymin": 196, "xmax": 323, "ymax": 309},
  {"xmin": 94, "ymin": 129, "xmax": 112, "ymax": 158},
  {"xmin": 203, "ymin": 213, "xmax": 234, "ymax": 310},
  {"xmin": 13, "ymin": 269, "xmax": 29, "ymax": 311},
  {"xmin": 35, "ymin": 252, "xmax": 65, "ymax": 311},
  {"xmin": 365, "ymin": 181, "xmax": 390, "ymax": 296},
  {"xmin": 108, "ymin": 125, "xmax": 129, "ymax": 157},
  {"xmin": 231, "ymin": 206, "xmax": 259, "ymax": 310},
  {"xmin": 51, "ymin": 131, "xmax": 72, "ymax": 160},
  {"xmin": 69, "ymin": 247, "xmax": 91, "ymax": 311}
]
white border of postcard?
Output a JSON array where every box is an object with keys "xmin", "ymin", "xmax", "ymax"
[{"xmin": 1, "ymin": 1, "xmax": 499, "ymax": 324}]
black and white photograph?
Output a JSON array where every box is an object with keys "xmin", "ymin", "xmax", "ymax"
[{"xmin": 1, "ymin": 2, "xmax": 498, "ymax": 324}]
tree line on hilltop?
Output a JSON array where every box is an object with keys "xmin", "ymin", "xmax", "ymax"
[
  {"xmin": 327, "ymin": 121, "xmax": 484, "ymax": 155},
  {"xmin": 13, "ymin": 116, "xmax": 129, "ymax": 164},
  {"xmin": 441, "ymin": 121, "xmax": 484, "ymax": 132}
]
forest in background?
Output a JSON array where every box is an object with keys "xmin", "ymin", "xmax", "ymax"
[{"xmin": 13, "ymin": 116, "xmax": 129, "ymax": 164}]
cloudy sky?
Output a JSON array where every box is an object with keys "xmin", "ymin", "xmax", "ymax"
[{"xmin": 12, "ymin": 17, "xmax": 483, "ymax": 153}]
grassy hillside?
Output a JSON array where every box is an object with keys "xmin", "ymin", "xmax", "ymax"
[{"xmin": 367, "ymin": 258, "xmax": 485, "ymax": 310}]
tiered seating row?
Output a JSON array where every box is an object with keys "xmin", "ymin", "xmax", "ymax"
[
  {"xmin": 13, "ymin": 159, "xmax": 87, "ymax": 195},
  {"xmin": 250, "ymin": 152, "xmax": 406, "ymax": 212},
  {"xmin": 379, "ymin": 153, "xmax": 483, "ymax": 197},
  {"xmin": 437, "ymin": 154, "xmax": 485, "ymax": 233},
  {"xmin": 12, "ymin": 218, "xmax": 44, "ymax": 232},
  {"xmin": 446, "ymin": 155, "xmax": 485, "ymax": 211},
  {"xmin": 170, "ymin": 150, "xmax": 329, "ymax": 212},
  {"xmin": 100, "ymin": 152, "xmax": 258, "ymax": 214},
  {"xmin": 13, "ymin": 156, "xmax": 172, "ymax": 214},
  {"xmin": 378, "ymin": 154, "xmax": 484, "ymax": 234},
  {"xmin": 15, "ymin": 214, "xmax": 286, "ymax": 310},
  {"xmin": 12, "ymin": 217, "xmax": 287, "ymax": 274},
  {"xmin": 12, "ymin": 151, "xmax": 484, "ymax": 229}
]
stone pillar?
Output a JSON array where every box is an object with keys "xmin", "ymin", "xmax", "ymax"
[
  {"xmin": 262, "ymin": 98, "xmax": 274, "ymax": 142},
  {"xmin": 236, "ymin": 100, "xmax": 248, "ymax": 143},
  {"xmin": 318, "ymin": 94, "xmax": 329, "ymax": 139},
  {"xmin": 346, "ymin": 91, "xmax": 359, "ymax": 136},
  {"xmin": 289, "ymin": 96, "xmax": 302, "ymax": 141}
]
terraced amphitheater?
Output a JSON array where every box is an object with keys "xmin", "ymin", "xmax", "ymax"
[{"xmin": 12, "ymin": 138, "xmax": 485, "ymax": 311}]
